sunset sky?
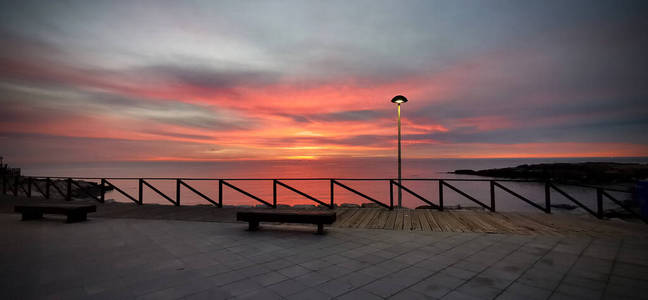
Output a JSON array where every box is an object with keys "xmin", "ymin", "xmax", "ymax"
[{"xmin": 1, "ymin": 0, "xmax": 647, "ymax": 163}]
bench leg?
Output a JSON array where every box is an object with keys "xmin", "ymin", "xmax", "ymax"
[
  {"xmin": 317, "ymin": 223, "xmax": 324, "ymax": 235},
  {"xmin": 248, "ymin": 220, "xmax": 259, "ymax": 231},
  {"xmin": 67, "ymin": 212, "xmax": 87, "ymax": 223},
  {"xmin": 22, "ymin": 211, "xmax": 43, "ymax": 221}
]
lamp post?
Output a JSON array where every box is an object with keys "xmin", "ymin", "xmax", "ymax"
[{"xmin": 391, "ymin": 95, "xmax": 407, "ymax": 208}]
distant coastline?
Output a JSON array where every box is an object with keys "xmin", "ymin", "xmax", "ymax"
[{"xmin": 451, "ymin": 162, "xmax": 648, "ymax": 185}]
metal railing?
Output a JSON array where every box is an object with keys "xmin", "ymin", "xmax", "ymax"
[{"xmin": 1, "ymin": 175, "xmax": 644, "ymax": 223}]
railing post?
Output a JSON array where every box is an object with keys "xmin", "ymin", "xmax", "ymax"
[
  {"xmin": 597, "ymin": 188, "xmax": 604, "ymax": 219},
  {"xmin": 438, "ymin": 180, "xmax": 444, "ymax": 211},
  {"xmin": 138, "ymin": 178, "xmax": 143, "ymax": 205},
  {"xmin": 330, "ymin": 179, "xmax": 334, "ymax": 208},
  {"xmin": 27, "ymin": 177, "xmax": 32, "ymax": 198},
  {"xmin": 218, "ymin": 179, "xmax": 223, "ymax": 207},
  {"xmin": 176, "ymin": 179, "xmax": 181, "ymax": 206},
  {"xmin": 390, "ymin": 180, "xmax": 394, "ymax": 209},
  {"xmin": 490, "ymin": 180, "xmax": 495, "ymax": 212},
  {"xmin": 100, "ymin": 179, "xmax": 105, "ymax": 203},
  {"xmin": 45, "ymin": 177, "xmax": 50, "ymax": 199},
  {"xmin": 66, "ymin": 178, "xmax": 72, "ymax": 201},
  {"xmin": 273, "ymin": 179, "xmax": 277, "ymax": 208},
  {"xmin": 545, "ymin": 182, "xmax": 551, "ymax": 213}
]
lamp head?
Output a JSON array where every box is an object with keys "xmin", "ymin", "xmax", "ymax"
[{"xmin": 391, "ymin": 95, "xmax": 408, "ymax": 104}]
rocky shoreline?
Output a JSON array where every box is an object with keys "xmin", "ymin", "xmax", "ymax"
[{"xmin": 451, "ymin": 162, "xmax": 648, "ymax": 185}]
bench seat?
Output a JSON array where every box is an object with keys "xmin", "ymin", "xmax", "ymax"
[
  {"xmin": 14, "ymin": 204, "xmax": 97, "ymax": 223},
  {"xmin": 237, "ymin": 210, "xmax": 336, "ymax": 234}
]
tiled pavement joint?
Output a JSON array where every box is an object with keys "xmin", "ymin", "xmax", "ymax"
[
  {"xmin": 332, "ymin": 232, "xmax": 486, "ymax": 299},
  {"xmin": 601, "ymin": 238, "xmax": 623, "ymax": 299},
  {"xmin": 547, "ymin": 238, "xmax": 595, "ymax": 299},
  {"xmin": 492, "ymin": 236, "xmax": 563, "ymax": 299}
]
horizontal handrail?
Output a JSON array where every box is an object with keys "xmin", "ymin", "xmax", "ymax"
[
  {"xmin": 15, "ymin": 176, "xmax": 633, "ymax": 192},
  {"xmin": 2, "ymin": 175, "xmax": 642, "ymax": 222}
]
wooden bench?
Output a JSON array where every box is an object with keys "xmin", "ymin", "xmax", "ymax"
[
  {"xmin": 14, "ymin": 204, "xmax": 97, "ymax": 223},
  {"xmin": 237, "ymin": 210, "xmax": 336, "ymax": 234}
]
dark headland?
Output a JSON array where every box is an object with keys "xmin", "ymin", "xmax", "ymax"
[{"xmin": 452, "ymin": 162, "xmax": 648, "ymax": 185}]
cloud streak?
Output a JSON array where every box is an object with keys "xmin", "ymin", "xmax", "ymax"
[{"xmin": 0, "ymin": 1, "xmax": 647, "ymax": 163}]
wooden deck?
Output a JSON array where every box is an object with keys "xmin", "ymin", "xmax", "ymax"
[
  {"xmin": 1, "ymin": 195, "xmax": 646, "ymax": 237},
  {"xmin": 331, "ymin": 208, "xmax": 647, "ymax": 237}
]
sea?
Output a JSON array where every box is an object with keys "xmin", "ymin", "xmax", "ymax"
[{"xmin": 18, "ymin": 157, "xmax": 648, "ymax": 214}]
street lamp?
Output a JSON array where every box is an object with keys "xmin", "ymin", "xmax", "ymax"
[{"xmin": 391, "ymin": 95, "xmax": 407, "ymax": 208}]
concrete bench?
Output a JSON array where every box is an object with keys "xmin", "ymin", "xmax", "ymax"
[
  {"xmin": 237, "ymin": 210, "xmax": 336, "ymax": 234},
  {"xmin": 14, "ymin": 204, "xmax": 97, "ymax": 223}
]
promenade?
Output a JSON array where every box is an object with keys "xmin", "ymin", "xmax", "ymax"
[{"xmin": 1, "ymin": 196, "xmax": 648, "ymax": 299}]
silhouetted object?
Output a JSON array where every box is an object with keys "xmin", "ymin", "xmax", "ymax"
[
  {"xmin": 0, "ymin": 156, "xmax": 20, "ymax": 177},
  {"xmin": 391, "ymin": 95, "xmax": 408, "ymax": 207},
  {"xmin": 452, "ymin": 162, "xmax": 648, "ymax": 184},
  {"xmin": 14, "ymin": 203, "xmax": 96, "ymax": 223},
  {"xmin": 637, "ymin": 181, "xmax": 648, "ymax": 218},
  {"xmin": 237, "ymin": 210, "xmax": 336, "ymax": 234}
]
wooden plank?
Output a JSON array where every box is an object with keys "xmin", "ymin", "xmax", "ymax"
[
  {"xmin": 484, "ymin": 212, "xmax": 523, "ymax": 233},
  {"xmin": 439, "ymin": 211, "xmax": 469, "ymax": 232},
  {"xmin": 447, "ymin": 212, "xmax": 470, "ymax": 232},
  {"xmin": 394, "ymin": 209, "xmax": 405, "ymax": 230},
  {"xmin": 415, "ymin": 210, "xmax": 432, "ymax": 231},
  {"xmin": 347, "ymin": 209, "xmax": 369, "ymax": 228},
  {"xmin": 424, "ymin": 210, "xmax": 444, "ymax": 231},
  {"xmin": 335, "ymin": 208, "xmax": 361, "ymax": 227},
  {"xmin": 522, "ymin": 213, "xmax": 583, "ymax": 236},
  {"xmin": 369, "ymin": 210, "xmax": 389, "ymax": 229},
  {"xmin": 357, "ymin": 208, "xmax": 381, "ymax": 228},
  {"xmin": 460, "ymin": 211, "xmax": 499, "ymax": 233},
  {"xmin": 428, "ymin": 211, "xmax": 450, "ymax": 231},
  {"xmin": 402, "ymin": 209, "xmax": 413, "ymax": 231},
  {"xmin": 471, "ymin": 211, "xmax": 514, "ymax": 233},
  {"xmin": 450, "ymin": 211, "xmax": 485, "ymax": 233},
  {"xmin": 500, "ymin": 213, "xmax": 556, "ymax": 235},
  {"xmin": 410, "ymin": 210, "xmax": 422, "ymax": 231},
  {"xmin": 383, "ymin": 209, "xmax": 397, "ymax": 230}
]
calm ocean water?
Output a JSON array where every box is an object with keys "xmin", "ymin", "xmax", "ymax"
[{"xmin": 20, "ymin": 157, "xmax": 648, "ymax": 212}]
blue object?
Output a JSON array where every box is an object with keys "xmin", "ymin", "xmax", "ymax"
[{"xmin": 636, "ymin": 181, "xmax": 648, "ymax": 218}]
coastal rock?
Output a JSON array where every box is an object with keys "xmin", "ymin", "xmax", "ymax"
[
  {"xmin": 415, "ymin": 205, "xmax": 437, "ymax": 209},
  {"xmin": 451, "ymin": 162, "xmax": 648, "ymax": 184},
  {"xmin": 339, "ymin": 203, "xmax": 360, "ymax": 208},
  {"xmin": 361, "ymin": 203, "xmax": 381, "ymax": 208},
  {"xmin": 293, "ymin": 204, "xmax": 316, "ymax": 209}
]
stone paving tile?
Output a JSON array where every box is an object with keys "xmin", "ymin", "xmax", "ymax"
[
  {"xmin": 455, "ymin": 278, "xmax": 503, "ymax": 299},
  {"xmin": 554, "ymin": 282, "xmax": 603, "ymax": 299},
  {"xmin": 285, "ymin": 288, "xmax": 332, "ymax": 300},
  {"xmin": 266, "ymin": 278, "xmax": 310, "ymax": 297},
  {"xmin": 440, "ymin": 266, "xmax": 478, "ymax": 280},
  {"xmin": 410, "ymin": 273, "xmax": 464, "ymax": 298},
  {"xmin": 2, "ymin": 214, "xmax": 648, "ymax": 300},
  {"xmin": 277, "ymin": 264, "xmax": 312, "ymax": 278},
  {"xmin": 495, "ymin": 282, "xmax": 552, "ymax": 300},
  {"xmin": 250, "ymin": 271, "xmax": 289, "ymax": 287},
  {"xmin": 442, "ymin": 290, "xmax": 482, "ymax": 300},
  {"xmin": 337, "ymin": 288, "xmax": 383, "ymax": 300}
]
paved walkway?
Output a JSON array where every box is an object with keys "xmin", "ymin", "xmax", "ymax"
[{"xmin": 1, "ymin": 214, "xmax": 648, "ymax": 299}]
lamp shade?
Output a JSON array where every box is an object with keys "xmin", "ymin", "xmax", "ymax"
[{"xmin": 391, "ymin": 95, "xmax": 408, "ymax": 104}]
